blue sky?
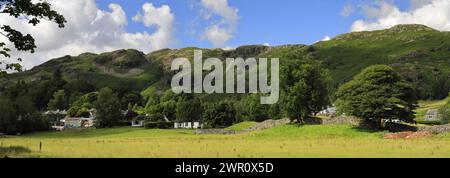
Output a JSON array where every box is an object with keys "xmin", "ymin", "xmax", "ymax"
[
  {"xmin": 7, "ymin": 0, "xmax": 445, "ymax": 69},
  {"xmin": 93, "ymin": 0, "xmax": 411, "ymax": 48}
]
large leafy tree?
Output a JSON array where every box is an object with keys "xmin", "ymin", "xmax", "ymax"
[
  {"xmin": 0, "ymin": 0, "xmax": 66, "ymax": 75},
  {"xmin": 282, "ymin": 58, "xmax": 331, "ymax": 123},
  {"xmin": 440, "ymin": 93, "xmax": 450, "ymax": 124},
  {"xmin": 47, "ymin": 89, "xmax": 67, "ymax": 111},
  {"xmin": 335, "ymin": 65, "xmax": 417, "ymax": 129},
  {"xmin": 235, "ymin": 94, "xmax": 270, "ymax": 122},
  {"xmin": 203, "ymin": 101, "xmax": 236, "ymax": 128},
  {"xmin": 94, "ymin": 87, "xmax": 122, "ymax": 128},
  {"xmin": 175, "ymin": 94, "xmax": 202, "ymax": 125}
]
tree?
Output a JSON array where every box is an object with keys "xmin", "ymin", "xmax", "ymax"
[
  {"xmin": 176, "ymin": 95, "xmax": 202, "ymax": 125},
  {"xmin": 94, "ymin": 87, "xmax": 121, "ymax": 128},
  {"xmin": 47, "ymin": 89, "xmax": 67, "ymax": 110},
  {"xmin": 282, "ymin": 58, "xmax": 331, "ymax": 123},
  {"xmin": 145, "ymin": 94, "xmax": 160, "ymax": 115},
  {"xmin": 235, "ymin": 94, "xmax": 270, "ymax": 122},
  {"xmin": 120, "ymin": 92, "xmax": 142, "ymax": 110},
  {"xmin": 31, "ymin": 69, "xmax": 67, "ymax": 110},
  {"xmin": 0, "ymin": 79, "xmax": 51, "ymax": 134},
  {"xmin": 0, "ymin": 0, "xmax": 66, "ymax": 75},
  {"xmin": 335, "ymin": 65, "xmax": 417, "ymax": 130},
  {"xmin": 203, "ymin": 101, "xmax": 236, "ymax": 128},
  {"xmin": 0, "ymin": 98, "xmax": 17, "ymax": 134},
  {"xmin": 440, "ymin": 93, "xmax": 450, "ymax": 124}
]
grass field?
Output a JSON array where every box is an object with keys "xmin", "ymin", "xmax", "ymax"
[{"xmin": 1, "ymin": 124, "xmax": 450, "ymax": 158}]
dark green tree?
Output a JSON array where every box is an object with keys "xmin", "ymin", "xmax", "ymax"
[
  {"xmin": 176, "ymin": 95, "xmax": 202, "ymax": 125},
  {"xmin": 0, "ymin": 98, "xmax": 17, "ymax": 134},
  {"xmin": 47, "ymin": 89, "xmax": 67, "ymax": 110},
  {"xmin": 335, "ymin": 65, "xmax": 417, "ymax": 130},
  {"xmin": 281, "ymin": 58, "xmax": 331, "ymax": 123},
  {"xmin": 203, "ymin": 101, "xmax": 236, "ymax": 128},
  {"xmin": 235, "ymin": 94, "xmax": 270, "ymax": 122},
  {"xmin": 121, "ymin": 92, "xmax": 142, "ymax": 110},
  {"xmin": 94, "ymin": 87, "xmax": 121, "ymax": 128},
  {"xmin": 0, "ymin": 0, "xmax": 66, "ymax": 75},
  {"xmin": 440, "ymin": 93, "xmax": 450, "ymax": 124}
]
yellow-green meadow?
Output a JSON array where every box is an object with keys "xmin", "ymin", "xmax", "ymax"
[{"xmin": 1, "ymin": 124, "xmax": 450, "ymax": 158}]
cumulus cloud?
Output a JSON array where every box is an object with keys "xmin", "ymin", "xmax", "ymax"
[
  {"xmin": 321, "ymin": 36, "xmax": 331, "ymax": 42},
  {"xmin": 0, "ymin": 0, "xmax": 175, "ymax": 70},
  {"xmin": 133, "ymin": 3, "xmax": 175, "ymax": 50},
  {"xmin": 200, "ymin": 0, "xmax": 239, "ymax": 47},
  {"xmin": 350, "ymin": 0, "xmax": 450, "ymax": 32},
  {"xmin": 340, "ymin": 3, "xmax": 355, "ymax": 17}
]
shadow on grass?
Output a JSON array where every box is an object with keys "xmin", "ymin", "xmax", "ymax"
[
  {"xmin": 24, "ymin": 127, "xmax": 140, "ymax": 138},
  {"xmin": 0, "ymin": 146, "xmax": 32, "ymax": 158},
  {"xmin": 350, "ymin": 126, "xmax": 382, "ymax": 134}
]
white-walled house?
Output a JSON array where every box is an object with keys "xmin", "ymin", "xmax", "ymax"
[
  {"xmin": 174, "ymin": 122, "xmax": 202, "ymax": 129},
  {"xmin": 318, "ymin": 107, "xmax": 337, "ymax": 116},
  {"xmin": 61, "ymin": 109, "xmax": 96, "ymax": 129},
  {"xmin": 131, "ymin": 116, "xmax": 145, "ymax": 127}
]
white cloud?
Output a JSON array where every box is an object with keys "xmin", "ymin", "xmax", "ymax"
[
  {"xmin": 262, "ymin": 43, "xmax": 271, "ymax": 46},
  {"xmin": 201, "ymin": 0, "xmax": 239, "ymax": 25},
  {"xmin": 321, "ymin": 36, "xmax": 331, "ymax": 42},
  {"xmin": 340, "ymin": 3, "xmax": 354, "ymax": 17},
  {"xmin": 204, "ymin": 25, "xmax": 233, "ymax": 47},
  {"xmin": 350, "ymin": 0, "xmax": 450, "ymax": 32},
  {"xmin": 200, "ymin": 0, "xmax": 239, "ymax": 47},
  {"xmin": 0, "ymin": 0, "xmax": 175, "ymax": 70},
  {"xmin": 133, "ymin": 3, "xmax": 175, "ymax": 50},
  {"xmin": 409, "ymin": 0, "xmax": 433, "ymax": 10},
  {"xmin": 222, "ymin": 46, "xmax": 236, "ymax": 51}
]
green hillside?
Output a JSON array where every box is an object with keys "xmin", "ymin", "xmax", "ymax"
[
  {"xmin": 313, "ymin": 24, "xmax": 450, "ymax": 99},
  {"xmin": 1, "ymin": 24, "xmax": 449, "ymax": 100}
]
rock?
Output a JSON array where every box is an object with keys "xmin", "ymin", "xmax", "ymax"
[
  {"xmin": 196, "ymin": 119, "xmax": 291, "ymax": 135},
  {"xmin": 245, "ymin": 119, "xmax": 290, "ymax": 132},
  {"xmin": 418, "ymin": 124, "xmax": 450, "ymax": 134},
  {"xmin": 195, "ymin": 129, "xmax": 237, "ymax": 135},
  {"xmin": 322, "ymin": 116, "xmax": 359, "ymax": 125}
]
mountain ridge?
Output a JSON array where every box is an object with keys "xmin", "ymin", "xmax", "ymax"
[{"xmin": 2, "ymin": 24, "xmax": 450, "ymax": 99}]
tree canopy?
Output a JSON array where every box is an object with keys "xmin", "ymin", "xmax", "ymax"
[
  {"xmin": 281, "ymin": 58, "xmax": 331, "ymax": 123},
  {"xmin": 335, "ymin": 65, "xmax": 417, "ymax": 129},
  {"xmin": 440, "ymin": 93, "xmax": 450, "ymax": 124},
  {"xmin": 47, "ymin": 89, "xmax": 67, "ymax": 111},
  {"xmin": 94, "ymin": 87, "xmax": 121, "ymax": 128},
  {"xmin": 0, "ymin": 0, "xmax": 66, "ymax": 75}
]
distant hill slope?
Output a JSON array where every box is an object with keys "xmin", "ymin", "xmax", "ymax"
[
  {"xmin": 313, "ymin": 24, "xmax": 450, "ymax": 99},
  {"xmin": 2, "ymin": 24, "xmax": 449, "ymax": 99}
]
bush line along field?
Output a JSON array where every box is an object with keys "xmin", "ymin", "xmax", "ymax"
[{"xmin": 1, "ymin": 124, "xmax": 450, "ymax": 158}]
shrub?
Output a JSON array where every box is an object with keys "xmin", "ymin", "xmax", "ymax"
[
  {"xmin": 145, "ymin": 121, "xmax": 174, "ymax": 129},
  {"xmin": 440, "ymin": 95, "xmax": 450, "ymax": 124},
  {"xmin": 145, "ymin": 113, "xmax": 165, "ymax": 122},
  {"xmin": 203, "ymin": 101, "xmax": 236, "ymax": 128}
]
